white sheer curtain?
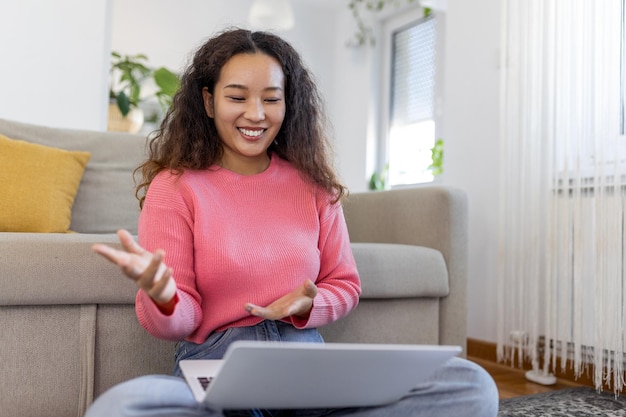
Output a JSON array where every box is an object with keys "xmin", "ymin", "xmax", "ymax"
[{"xmin": 497, "ymin": 0, "xmax": 626, "ymax": 392}]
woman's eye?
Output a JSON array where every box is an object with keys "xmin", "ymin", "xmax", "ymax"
[
  {"xmin": 227, "ymin": 96, "xmax": 245, "ymax": 102},
  {"xmin": 265, "ymin": 98, "xmax": 282, "ymax": 103}
]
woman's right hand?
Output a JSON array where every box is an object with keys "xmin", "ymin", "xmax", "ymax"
[{"xmin": 92, "ymin": 229, "xmax": 177, "ymax": 304}]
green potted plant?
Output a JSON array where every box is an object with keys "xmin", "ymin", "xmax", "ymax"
[{"xmin": 108, "ymin": 51, "xmax": 180, "ymax": 133}]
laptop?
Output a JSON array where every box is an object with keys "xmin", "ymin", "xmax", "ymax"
[{"xmin": 179, "ymin": 340, "xmax": 461, "ymax": 410}]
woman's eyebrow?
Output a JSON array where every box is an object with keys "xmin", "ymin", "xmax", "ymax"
[
  {"xmin": 223, "ymin": 84, "xmax": 247, "ymax": 90},
  {"xmin": 223, "ymin": 84, "xmax": 283, "ymax": 92}
]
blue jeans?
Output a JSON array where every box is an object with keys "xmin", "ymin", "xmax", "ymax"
[
  {"xmin": 172, "ymin": 320, "xmax": 324, "ymax": 377},
  {"xmin": 85, "ymin": 321, "xmax": 498, "ymax": 417}
]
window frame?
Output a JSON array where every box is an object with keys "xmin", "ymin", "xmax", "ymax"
[{"xmin": 377, "ymin": 8, "xmax": 446, "ymax": 188}]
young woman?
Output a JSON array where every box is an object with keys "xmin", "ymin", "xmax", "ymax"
[{"xmin": 86, "ymin": 28, "xmax": 498, "ymax": 417}]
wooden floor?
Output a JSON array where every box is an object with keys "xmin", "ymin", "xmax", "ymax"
[{"xmin": 468, "ymin": 356, "xmax": 586, "ymax": 399}]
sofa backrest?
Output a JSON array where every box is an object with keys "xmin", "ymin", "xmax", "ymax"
[{"xmin": 0, "ymin": 118, "xmax": 147, "ymax": 234}]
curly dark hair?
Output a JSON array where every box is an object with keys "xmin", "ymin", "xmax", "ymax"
[{"xmin": 135, "ymin": 28, "xmax": 346, "ymax": 207}]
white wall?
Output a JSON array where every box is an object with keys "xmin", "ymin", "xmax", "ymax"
[
  {"xmin": 330, "ymin": 11, "xmax": 377, "ymax": 193},
  {"xmin": 0, "ymin": 0, "xmax": 111, "ymax": 130},
  {"xmin": 443, "ymin": 0, "xmax": 502, "ymax": 342}
]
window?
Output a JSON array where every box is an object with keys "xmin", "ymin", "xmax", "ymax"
[{"xmin": 379, "ymin": 10, "xmax": 440, "ymax": 187}]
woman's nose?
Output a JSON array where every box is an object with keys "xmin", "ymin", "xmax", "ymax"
[{"xmin": 244, "ymin": 99, "xmax": 265, "ymax": 121}]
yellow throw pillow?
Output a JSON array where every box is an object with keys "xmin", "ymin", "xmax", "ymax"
[{"xmin": 0, "ymin": 134, "xmax": 91, "ymax": 233}]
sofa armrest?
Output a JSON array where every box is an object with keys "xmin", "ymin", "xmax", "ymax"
[{"xmin": 342, "ymin": 186, "xmax": 468, "ymax": 352}]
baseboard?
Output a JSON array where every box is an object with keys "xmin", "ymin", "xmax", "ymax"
[
  {"xmin": 467, "ymin": 338, "xmax": 501, "ymax": 364},
  {"xmin": 467, "ymin": 338, "xmax": 601, "ymax": 389}
]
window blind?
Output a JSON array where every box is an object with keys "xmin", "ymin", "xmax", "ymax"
[{"xmin": 390, "ymin": 15, "xmax": 437, "ymax": 127}]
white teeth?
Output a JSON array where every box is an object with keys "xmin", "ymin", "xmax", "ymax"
[{"xmin": 239, "ymin": 128, "xmax": 264, "ymax": 137}]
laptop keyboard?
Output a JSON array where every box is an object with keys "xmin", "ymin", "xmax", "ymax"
[{"xmin": 198, "ymin": 376, "xmax": 214, "ymax": 391}]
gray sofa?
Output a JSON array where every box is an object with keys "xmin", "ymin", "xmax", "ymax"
[{"xmin": 0, "ymin": 118, "xmax": 468, "ymax": 417}]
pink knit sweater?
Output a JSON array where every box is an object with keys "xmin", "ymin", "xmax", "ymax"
[{"xmin": 135, "ymin": 154, "xmax": 361, "ymax": 343}]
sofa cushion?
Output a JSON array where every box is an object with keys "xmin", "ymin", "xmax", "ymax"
[
  {"xmin": 351, "ymin": 242, "xmax": 449, "ymax": 298},
  {"xmin": 0, "ymin": 118, "xmax": 147, "ymax": 234},
  {"xmin": 0, "ymin": 134, "xmax": 91, "ymax": 233}
]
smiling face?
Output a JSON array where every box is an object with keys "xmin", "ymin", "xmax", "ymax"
[{"xmin": 202, "ymin": 52, "xmax": 286, "ymax": 175}]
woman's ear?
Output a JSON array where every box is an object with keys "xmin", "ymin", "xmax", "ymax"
[{"xmin": 202, "ymin": 87, "xmax": 214, "ymax": 118}]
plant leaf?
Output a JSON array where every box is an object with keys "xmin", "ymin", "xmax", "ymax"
[
  {"xmin": 116, "ymin": 92, "xmax": 131, "ymax": 116},
  {"xmin": 153, "ymin": 67, "xmax": 180, "ymax": 96}
]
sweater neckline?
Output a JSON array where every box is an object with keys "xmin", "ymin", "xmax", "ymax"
[{"xmin": 209, "ymin": 153, "xmax": 279, "ymax": 179}]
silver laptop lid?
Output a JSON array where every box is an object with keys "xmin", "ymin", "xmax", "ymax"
[{"xmin": 181, "ymin": 340, "xmax": 461, "ymax": 410}]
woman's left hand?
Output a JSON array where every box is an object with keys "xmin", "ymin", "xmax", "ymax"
[{"xmin": 244, "ymin": 279, "xmax": 318, "ymax": 320}]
